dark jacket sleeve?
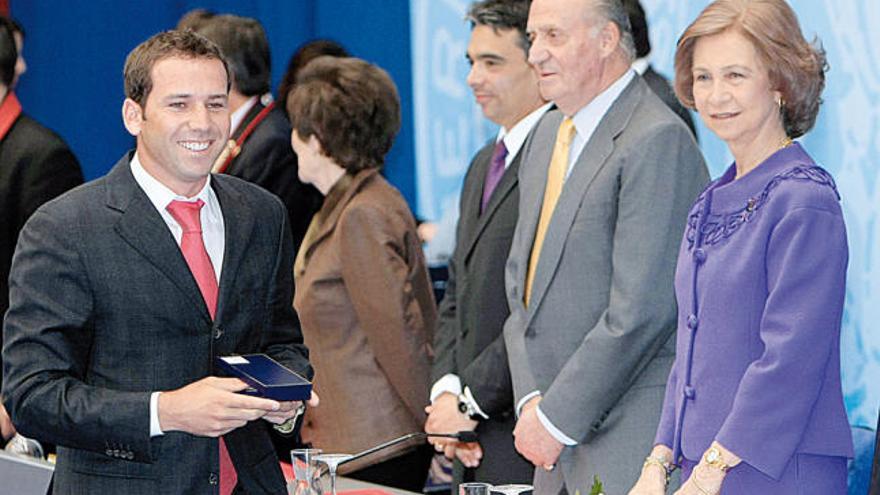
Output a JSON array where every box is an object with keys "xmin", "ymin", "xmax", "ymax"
[{"xmin": 2, "ymin": 208, "xmax": 153, "ymax": 461}]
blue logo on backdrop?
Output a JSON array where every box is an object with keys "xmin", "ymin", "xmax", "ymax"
[{"xmin": 410, "ymin": 0, "xmax": 497, "ymax": 263}]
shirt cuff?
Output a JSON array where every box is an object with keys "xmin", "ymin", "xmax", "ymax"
[
  {"xmin": 430, "ymin": 374, "xmax": 462, "ymax": 403},
  {"xmin": 536, "ymin": 405, "xmax": 578, "ymax": 446},
  {"xmin": 516, "ymin": 390, "xmax": 542, "ymax": 417},
  {"xmin": 150, "ymin": 392, "xmax": 164, "ymax": 437},
  {"xmin": 461, "ymin": 386, "xmax": 489, "ymax": 420}
]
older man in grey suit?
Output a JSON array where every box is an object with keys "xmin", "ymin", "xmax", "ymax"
[
  {"xmin": 2, "ymin": 30, "xmax": 314, "ymax": 494},
  {"xmin": 503, "ymin": 0, "xmax": 708, "ymax": 493}
]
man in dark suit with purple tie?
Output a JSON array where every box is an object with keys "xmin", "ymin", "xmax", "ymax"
[
  {"xmin": 2, "ymin": 30, "xmax": 313, "ymax": 494},
  {"xmin": 425, "ymin": 0, "xmax": 547, "ymax": 490}
]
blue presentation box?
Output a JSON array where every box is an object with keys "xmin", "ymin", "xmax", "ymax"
[{"xmin": 216, "ymin": 354, "xmax": 312, "ymax": 401}]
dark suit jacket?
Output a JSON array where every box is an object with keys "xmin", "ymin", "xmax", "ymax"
[
  {"xmin": 2, "ymin": 153, "xmax": 312, "ymax": 494},
  {"xmin": 642, "ymin": 66, "xmax": 697, "ymax": 140},
  {"xmin": 0, "ymin": 113, "xmax": 82, "ymax": 370},
  {"xmin": 225, "ymin": 103, "xmax": 323, "ymax": 252},
  {"xmin": 294, "ymin": 169, "xmax": 435, "ymax": 472},
  {"xmin": 432, "ymin": 140, "xmax": 532, "ymax": 485}
]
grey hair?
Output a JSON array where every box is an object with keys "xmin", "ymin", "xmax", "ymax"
[
  {"xmin": 590, "ymin": 0, "xmax": 636, "ymax": 61},
  {"xmin": 466, "ymin": 0, "xmax": 532, "ymax": 56}
]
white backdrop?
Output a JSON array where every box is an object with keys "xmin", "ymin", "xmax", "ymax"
[{"xmin": 410, "ymin": 0, "xmax": 880, "ymax": 427}]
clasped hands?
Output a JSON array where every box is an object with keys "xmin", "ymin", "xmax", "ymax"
[
  {"xmin": 628, "ymin": 442, "xmax": 740, "ymax": 495},
  {"xmin": 424, "ymin": 392, "xmax": 482, "ymax": 467},
  {"xmin": 158, "ymin": 376, "xmax": 319, "ymax": 437}
]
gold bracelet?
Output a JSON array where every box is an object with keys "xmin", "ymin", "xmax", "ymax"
[{"xmin": 642, "ymin": 456, "xmax": 671, "ymax": 486}]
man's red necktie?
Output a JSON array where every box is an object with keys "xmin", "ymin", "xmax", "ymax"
[{"xmin": 166, "ymin": 199, "xmax": 237, "ymax": 494}]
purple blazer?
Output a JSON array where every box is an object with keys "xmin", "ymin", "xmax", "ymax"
[{"xmin": 655, "ymin": 143, "xmax": 853, "ymax": 480}]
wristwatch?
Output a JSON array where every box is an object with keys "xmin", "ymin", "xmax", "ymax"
[
  {"xmin": 273, "ymin": 402, "xmax": 306, "ymax": 435},
  {"xmin": 702, "ymin": 446, "xmax": 731, "ymax": 472},
  {"xmin": 457, "ymin": 393, "xmax": 480, "ymax": 420}
]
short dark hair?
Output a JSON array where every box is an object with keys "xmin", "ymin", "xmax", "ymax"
[
  {"xmin": 277, "ymin": 39, "xmax": 349, "ymax": 113},
  {"xmin": 0, "ymin": 18, "xmax": 17, "ymax": 87},
  {"xmin": 0, "ymin": 16, "xmax": 23, "ymax": 41},
  {"xmin": 123, "ymin": 30, "xmax": 230, "ymax": 108},
  {"xmin": 286, "ymin": 57, "xmax": 400, "ymax": 173},
  {"xmin": 466, "ymin": 0, "xmax": 532, "ymax": 56},
  {"xmin": 621, "ymin": 0, "xmax": 650, "ymax": 59},
  {"xmin": 176, "ymin": 8, "xmax": 215, "ymax": 32},
  {"xmin": 195, "ymin": 15, "xmax": 270, "ymax": 97}
]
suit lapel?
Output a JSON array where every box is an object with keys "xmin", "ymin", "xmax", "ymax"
[
  {"xmin": 297, "ymin": 170, "xmax": 376, "ymax": 270},
  {"xmin": 462, "ymin": 151, "xmax": 521, "ymax": 263},
  {"xmin": 526, "ymin": 78, "xmax": 645, "ymax": 319},
  {"xmin": 212, "ymin": 177, "xmax": 256, "ymax": 321},
  {"xmin": 456, "ymin": 143, "xmax": 492, "ymax": 262},
  {"xmin": 107, "ymin": 155, "xmax": 213, "ymax": 324}
]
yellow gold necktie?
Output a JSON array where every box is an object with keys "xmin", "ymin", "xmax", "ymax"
[{"xmin": 524, "ymin": 117, "xmax": 576, "ymax": 306}]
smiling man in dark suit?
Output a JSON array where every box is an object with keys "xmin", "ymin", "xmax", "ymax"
[
  {"xmin": 425, "ymin": 0, "xmax": 547, "ymax": 490},
  {"xmin": 2, "ymin": 30, "xmax": 313, "ymax": 494}
]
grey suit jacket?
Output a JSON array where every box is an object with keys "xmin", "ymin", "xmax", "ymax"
[
  {"xmin": 504, "ymin": 76, "xmax": 708, "ymax": 493},
  {"xmin": 2, "ymin": 153, "xmax": 312, "ymax": 494},
  {"xmin": 433, "ymin": 140, "xmax": 533, "ymax": 485},
  {"xmin": 642, "ymin": 66, "xmax": 697, "ymax": 140}
]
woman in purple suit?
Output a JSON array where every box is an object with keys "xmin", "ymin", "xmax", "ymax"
[{"xmin": 628, "ymin": 1, "xmax": 852, "ymax": 494}]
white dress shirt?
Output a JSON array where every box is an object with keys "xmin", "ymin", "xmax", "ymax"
[
  {"xmin": 520, "ymin": 70, "xmax": 637, "ymax": 446},
  {"xmin": 230, "ymin": 95, "xmax": 258, "ymax": 136},
  {"xmin": 565, "ymin": 69, "xmax": 635, "ymax": 179},
  {"xmin": 130, "ymin": 153, "xmax": 226, "ymax": 437},
  {"xmin": 429, "ymin": 103, "xmax": 552, "ymax": 419}
]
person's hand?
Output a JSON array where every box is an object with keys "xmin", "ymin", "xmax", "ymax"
[
  {"xmin": 512, "ymin": 396, "xmax": 563, "ymax": 469},
  {"xmin": 628, "ymin": 467, "xmax": 667, "ymax": 495},
  {"xmin": 262, "ymin": 391, "xmax": 320, "ymax": 425},
  {"xmin": 424, "ymin": 392, "xmax": 477, "ymax": 450},
  {"xmin": 0, "ymin": 402, "xmax": 16, "ymax": 442},
  {"xmin": 453, "ymin": 442, "xmax": 483, "ymax": 468},
  {"xmin": 158, "ymin": 377, "xmax": 283, "ymax": 437},
  {"xmin": 674, "ymin": 464, "xmax": 724, "ymax": 495},
  {"xmin": 674, "ymin": 442, "xmax": 738, "ymax": 495},
  {"xmin": 629, "ymin": 445, "xmax": 673, "ymax": 495}
]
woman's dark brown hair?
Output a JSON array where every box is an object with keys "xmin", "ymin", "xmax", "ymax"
[{"xmin": 286, "ymin": 56, "xmax": 400, "ymax": 173}]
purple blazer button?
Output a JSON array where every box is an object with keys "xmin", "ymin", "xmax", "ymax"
[
  {"xmin": 694, "ymin": 248, "xmax": 706, "ymax": 264},
  {"xmin": 683, "ymin": 386, "xmax": 696, "ymax": 399},
  {"xmin": 686, "ymin": 314, "xmax": 698, "ymax": 330}
]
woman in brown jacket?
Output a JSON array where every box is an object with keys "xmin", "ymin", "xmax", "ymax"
[{"xmin": 285, "ymin": 56, "xmax": 436, "ymax": 491}]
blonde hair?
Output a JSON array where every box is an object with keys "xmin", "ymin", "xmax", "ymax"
[{"xmin": 674, "ymin": 0, "xmax": 827, "ymax": 138}]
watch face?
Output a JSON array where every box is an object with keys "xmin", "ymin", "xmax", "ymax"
[
  {"xmin": 706, "ymin": 448, "xmax": 720, "ymax": 463},
  {"xmin": 458, "ymin": 401, "xmax": 468, "ymax": 414}
]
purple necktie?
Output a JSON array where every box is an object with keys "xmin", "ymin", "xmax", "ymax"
[{"xmin": 481, "ymin": 140, "xmax": 508, "ymax": 213}]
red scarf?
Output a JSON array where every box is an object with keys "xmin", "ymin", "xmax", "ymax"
[{"xmin": 0, "ymin": 92, "xmax": 22, "ymax": 141}]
